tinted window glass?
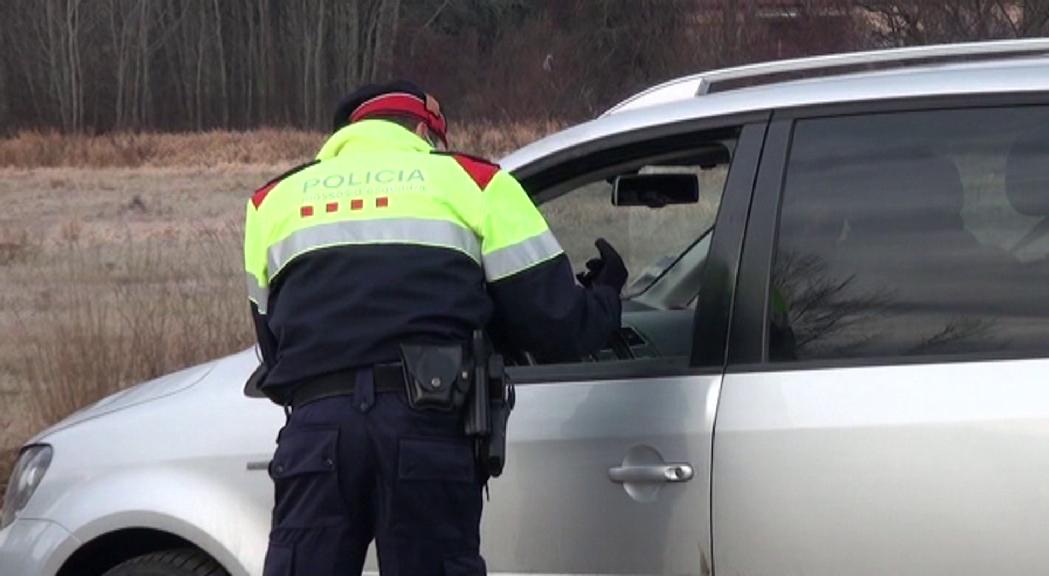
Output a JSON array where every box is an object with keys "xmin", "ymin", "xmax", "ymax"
[{"xmin": 771, "ymin": 107, "xmax": 1049, "ymax": 362}]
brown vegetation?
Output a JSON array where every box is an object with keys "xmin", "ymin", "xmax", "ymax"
[
  {"xmin": 1, "ymin": 229, "xmax": 250, "ymax": 502},
  {"xmin": 0, "ymin": 123, "xmax": 557, "ymax": 169},
  {"xmin": 13, "ymin": 231, "xmax": 250, "ymax": 425},
  {"xmin": 0, "ymin": 163, "xmax": 268, "ymax": 501}
]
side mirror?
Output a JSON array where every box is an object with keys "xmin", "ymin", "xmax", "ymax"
[{"xmin": 612, "ymin": 173, "xmax": 700, "ymax": 208}]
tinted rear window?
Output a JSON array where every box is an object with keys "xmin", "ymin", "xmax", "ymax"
[{"xmin": 770, "ymin": 106, "xmax": 1049, "ymax": 362}]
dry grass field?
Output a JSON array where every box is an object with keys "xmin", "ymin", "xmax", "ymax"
[
  {"xmin": 0, "ymin": 166, "xmax": 265, "ymax": 500},
  {"xmin": 0, "ymin": 123, "xmax": 560, "ymax": 500},
  {"xmin": 0, "ymin": 122, "xmax": 558, "ymax": 169}
]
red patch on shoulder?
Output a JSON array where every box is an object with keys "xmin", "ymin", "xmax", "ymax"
[
  {"xmin": 451, "ymin": 154, "xmax": 500, "ymax": 190},
  {"xmin": 251, "ymin": 181, "xmax": 278, "ymax": 209}
]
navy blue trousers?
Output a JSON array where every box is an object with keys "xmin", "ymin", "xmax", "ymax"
[{"xmin": 262, "ymin": 371, "xmax": 487, "ymax": 576}]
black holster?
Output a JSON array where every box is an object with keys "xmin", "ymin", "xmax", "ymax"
[{"xmin": 463, "ymin": 330, "xmax": 515, "ymax": 478}]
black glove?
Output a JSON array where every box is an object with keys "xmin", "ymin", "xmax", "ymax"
[
  {"xmin": 575, "ymin": 258, "xmax": 603, "ymax": 287},
  {"xmin": 576, "ymin": 238, "xmax": 627, "ymax": 294}
]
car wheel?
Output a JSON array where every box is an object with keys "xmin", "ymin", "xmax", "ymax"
[{"xmin": 102, "ymin": 548, "xmax": 228, "ymax": 576}]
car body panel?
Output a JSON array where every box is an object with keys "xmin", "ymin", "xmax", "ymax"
[
  {"xmin": 32, "ymin": 468, "xmax": 263, "ymax": 576},
  {"xmin": 0, "ymin": 518, "xmax": 78, "ymax": 576},
  {"xmin": 714, "ymin": 358, "xmax": 1049, "ymax": 576},
  {"xmin": 481, "ymin": 374, "xmax": 721, "ymax": 574},
  {"xmin": 502, "ymin": 56, "xmax": 1049, "ymax": 174},
  {"xmin": 17, "ymin": 352, "xmax": 723, "ymax": 576},
  {"xmin": 710, "ymin": 92, "xmax": 1049, "ymax": 575},
  {"xmin": 28, "ymin": 362, "xmax": 217, "ymax": 442},
  {"xmin": 19, "ymin": 350, "xmax": 280, "ymax": 576},
  {"xmin": 602, "ymin": 40, "xmax": 1049, "ymax": 115}
]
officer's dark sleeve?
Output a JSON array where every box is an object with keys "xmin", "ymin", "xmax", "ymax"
[
  {"xmin": 488, "ymin": 256, "xmax": 622, "ymax": 360},
  {"xmin": 480, "ymin": 170, "xmax": 622, "ymax": 360},
  {"xmin": 244, "ymin": 198, "xmax": 277, "ymax": 369},
  {"xmin": 250, "ymin": 303, "xmax": 278, "ymax": 368}
]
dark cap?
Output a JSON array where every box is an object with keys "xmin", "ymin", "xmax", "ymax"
[{"xmin": 332, "ymin": 80, "xmax": 447, "ymax": 145}]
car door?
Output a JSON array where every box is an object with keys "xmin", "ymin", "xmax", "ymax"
[
  {"xmin": 715, "ymin": 99, "xmax": 1049, "ymax": 575},
  {"xmin": 469, "ymin": 117, "xmax": 767, "ymax": 576}
]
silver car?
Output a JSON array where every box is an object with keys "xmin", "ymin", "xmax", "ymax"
[{"xmin": 4, "ymin": 39, "xmax": 1049, "ymax": 576}]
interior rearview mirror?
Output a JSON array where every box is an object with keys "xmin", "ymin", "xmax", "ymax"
[{"xmin": 612, "ymin": 173, "xmax": 700, "ymax": 208}]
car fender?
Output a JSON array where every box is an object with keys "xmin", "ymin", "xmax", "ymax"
[{"xmin": 34, "ymin": 465, "xmax": 269, "ymax": 576}]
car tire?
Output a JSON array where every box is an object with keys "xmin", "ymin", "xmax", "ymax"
[{"xmin": 102, "ymin": 548, "xmax": 228, "ymax": 576}]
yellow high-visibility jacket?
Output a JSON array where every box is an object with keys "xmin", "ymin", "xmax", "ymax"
[{"xmin": 244, "ymin": 120, "xmax": 620, "ymax": 400}]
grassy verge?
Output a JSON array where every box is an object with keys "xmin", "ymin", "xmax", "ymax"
[
  {"xmin": 1, "ymin": 225, "xmax": 252, "ymax": 504},
  {"xmin": 12, "ymin": 231, "xmax": 251, "ymax": 425},
  {"xmin": 0, "ymin": 164, "xmax": 268, "ymax": 503},
  {"xmin": 0, "ymin": 122, "xmax": 561, "ymax": 169}
]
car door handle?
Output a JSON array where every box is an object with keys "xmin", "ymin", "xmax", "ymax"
[{"xmin": 608, "ymin": 463, "xmax": 694, "ymax": 484}]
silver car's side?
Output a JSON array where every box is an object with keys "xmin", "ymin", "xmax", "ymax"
[
  {"xmin": 717, "ymin": 359, "xmax": 1049, "ymax": 576},
  {"xmin": 713, "ymin": 101, "xmax": 1049, "ymax": 576}
]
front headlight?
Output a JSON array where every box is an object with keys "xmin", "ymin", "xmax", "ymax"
[{"xmin": 1, "ymin": 445, "xmax": 53, "ymax": 530}]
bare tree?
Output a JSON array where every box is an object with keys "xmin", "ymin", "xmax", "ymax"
[
  {"xmin": 0, "ymin": 0, "xmax": 1036, "ymax": 134},
  {"xmin": 859, "ymin": 0, "xmax": 1020, "ymax": 45},
  {"xmin": 37, "ymin": 0, "xmax": 89, "ymax": 132}
]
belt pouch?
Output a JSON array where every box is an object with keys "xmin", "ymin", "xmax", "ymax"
[{"xmin": 399, "ymin": 343, "xmax": 469, "ymax": 411}]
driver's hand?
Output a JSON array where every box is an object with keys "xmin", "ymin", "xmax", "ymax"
[{"xmin": 579, "ymin": 238, "xmax": 627, "ymax": 294}]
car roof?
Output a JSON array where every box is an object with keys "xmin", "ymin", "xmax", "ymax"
[{"xmin": 501, "ymin": 47, "xmax": 1049, "ymax": 174}]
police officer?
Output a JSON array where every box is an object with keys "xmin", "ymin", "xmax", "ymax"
[{"xmin": 244, "ymin": 81, "xmax": 626, "ymax": 576}]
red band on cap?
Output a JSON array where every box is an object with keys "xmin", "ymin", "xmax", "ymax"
[{"xmin": 350, "ymin": 93, "xmax": 447, "ymax": 143}]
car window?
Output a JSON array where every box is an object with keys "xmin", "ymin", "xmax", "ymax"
[
  {"xmin": 769, "ymin": 106, "xmax": 1049, "ymax": 362},
  {"xmin": 541, "ymin": 161, "xmax": 728, "ymax": 299},
  {"xmin": 502, "ymin": 135, "xmax": 740, "ymax": 373}
]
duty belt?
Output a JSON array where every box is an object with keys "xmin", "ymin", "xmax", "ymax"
[{"xmin": 291, "ymin": 364, "xmax": 404, "ymax": 408}]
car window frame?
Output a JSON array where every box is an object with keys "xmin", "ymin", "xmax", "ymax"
[
  {"xmin": 505, "ymin": 114, "xmax": 770, "ymax": 384},
  {"xmin": 728, "ymin": 92, "xmax": 1049, "ymax": 373}
]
